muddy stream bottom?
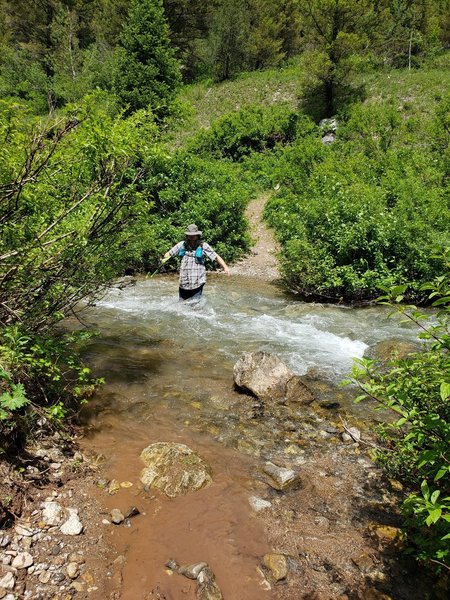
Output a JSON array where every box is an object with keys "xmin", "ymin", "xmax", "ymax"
[{"xmin": 74, "ymin": 276, "xmax": 431, "ymax": 600}]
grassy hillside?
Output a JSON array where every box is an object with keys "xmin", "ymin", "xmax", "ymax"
[{"xmin": 171, "ymin": 53, "xmax": 450, "ymax": 144}]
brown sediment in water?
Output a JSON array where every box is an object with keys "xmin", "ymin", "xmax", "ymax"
[{"xmin": 82, "ymin": 413, "xmax": 273, "ymax": 600}]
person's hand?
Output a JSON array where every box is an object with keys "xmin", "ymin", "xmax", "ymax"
[
  {"xmin": 224, "ymin": 267, "xmax": 231, "ymax": 276},
  {"xmin": 161, "ymin": 256, "xmax": 170, "ymax": 265}
]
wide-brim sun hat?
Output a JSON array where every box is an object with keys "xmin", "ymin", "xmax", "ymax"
[{"xmin": 185, "ymin": 224, "xmax": 202, "ymax": 236}]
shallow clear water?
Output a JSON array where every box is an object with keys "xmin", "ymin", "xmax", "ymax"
[{"xmin": 87, "ymin": 274, "xmax": 417, "ymax": 381}]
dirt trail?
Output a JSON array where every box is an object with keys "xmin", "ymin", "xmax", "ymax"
[{"xmin": 232, "ymin": 193, "xmax": 280, "ymax": 280}]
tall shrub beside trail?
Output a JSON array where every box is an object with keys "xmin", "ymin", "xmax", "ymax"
[{"xmin": 114, "ymin": 0, "xmax": 181, "ymax": 118}]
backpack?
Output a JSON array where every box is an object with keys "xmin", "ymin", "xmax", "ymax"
[{"xmin": 178, "ymin": 241, "xmax": 204, "ymax": 264}]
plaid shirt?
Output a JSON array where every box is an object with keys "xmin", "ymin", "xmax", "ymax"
[{"xmin": 168, "ymin": 241, "xmax": 217, "ymax": 290}]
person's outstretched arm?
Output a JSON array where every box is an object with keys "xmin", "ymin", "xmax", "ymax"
[{"xmin": 215, "ymin": 254, "xmax": 231, "ymax": 276}]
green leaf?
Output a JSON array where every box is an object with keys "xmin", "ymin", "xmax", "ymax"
[
  {"xmin": 440, "ymin": 382, "xmax": 450, "ymax": 401},
  {"xmin": 0, "ymin": 383, "xmax": 29, "ymax": 410}
]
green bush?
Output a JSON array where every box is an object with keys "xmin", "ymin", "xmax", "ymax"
[
  {"xmin": 346, "ymin": 267, "xmax": 450, "ymax": 571},
  {"xmin": 189, "ymin": 104, "xmax": 316, "ymax": 160},
  {"xmin": 0, "ymin": 326, "xmax": 100, "ymax": 453},
  {"xmin": 264, "ymin": 97, "xmax": 450, "ymax": 302}
]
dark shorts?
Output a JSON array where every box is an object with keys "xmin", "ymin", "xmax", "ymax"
[{"xmin": 179, "ymin": 284, "xmax": 204, "ymax": 301}]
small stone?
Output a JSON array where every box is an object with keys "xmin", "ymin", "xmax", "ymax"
[
  {"xmin": 262, "ymin": 462, "xmax": 301, "ymax": 491},
  {"xmin": 1, "ymin": 557, "xmax": 11, "ymax": 566},
  {"xmin": 0, "ymin": 572, "xmax": 14, "ymax": 590},
  {"xmin": 0, "ymin": 536, "xmax": 9, "ymax": 549},
  {"xmin": 110, "ymin": 509, "xmax": 124, "ymax": 525},
  {"xmin": 68, "ymin": 552, "xmax": 85, "ymax": 565},
  {"xmin": 0, "ymin": 589, "xmax": 6, "ymax": 599},
  {"xmin": 120, "ymin": 481, "xmax": 133, "ymax": 488},
  {"xmin": 108, "ymin": 480, "xmax": 120, "ymax": 495},
  {"xmin": 60, "ymin": 508, "xmax": 83, "ymax": 536},
  {"xmin": 38, "ymin": 571, "xmax": 51, "ymax": 584},
  {"xmin": 352, "ymin": 553, "xmax": 374, "ymax": 573},
  {"xmin": 41, "ymin": 501, "xmax": 63, "ymax": 526},
  {"xmin": 52, "ymin": 571, "xmax": 65, "ymax": 584},
  {"xmin": 70, "ymin": 581, "xmax": 84, "ymax": 592},
  {"xmin": 12, "ymin": 552, "xmax": 33, "ymax": 569},
  {"xmin": 165, "ymin": 559, "xmax": 179, "ymax": 571},
  {"xmin": 124, "ymin": 506, "xmax": 140, "ymax": 519},
  {"xmin": 197, "ymin": 566, "xmax": 223, "ymax": 600},
  {"xmin": 248, "ymin": 496, "xmax": 272, "ymax": 512},
  {"xmin": 178, "ymin": 562, "xmax": 208, "ymax": 579},
  {"xmin": 263, "ymin": 553, "xmax": 288, "ymax": 581},
  {"xmin": 66, "ymin": 563, "xmax": 79, "ymax": 579},
  {"xmin": 51, "ymin": 546, "xmax": 61, "ymax": 556},
  {"xmin": 102, "ymin": 519, "xmax": 110, "ymax": 525},
  {"xmin": 14, "ymin": 524, "xmax": 34, "ymax": 537},
  {"xmin": 341, "ymin": 427, "xmax": 361, "ymax": 443}
]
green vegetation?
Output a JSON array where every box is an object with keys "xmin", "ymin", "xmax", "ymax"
[
  {"xmin": 346, "ymin": 264, "xmax": 450, "ymax": 569},
  {"xmin": 0, "ymin": 0, "xmax": 449, "ymax": 577}
]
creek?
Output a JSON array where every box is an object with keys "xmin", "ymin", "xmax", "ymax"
[{"xmin": 79, "ymin": 274, "xmax": 419, "ymax": 599}]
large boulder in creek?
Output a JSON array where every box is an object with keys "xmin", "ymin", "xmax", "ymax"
[
  {"xmin": 140, "ymin": 442, "xmax": 212, "ymax": 498},
  {"xmin": 233, "ymin": 351, "xmax": 314, "ymax": 405}
]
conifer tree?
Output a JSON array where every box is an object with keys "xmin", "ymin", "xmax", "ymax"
[{"xmin": 114, "ymin": 0, "xmax": 181, "ymax": 117}]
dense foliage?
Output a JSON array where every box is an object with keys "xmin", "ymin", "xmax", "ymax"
[
  {"xmin": 346, "ymin": 269, "xmax": 450, "ymax": 569},
  {"xmin": 114, "ymin": 0, "xmax": 181, "ymax": 118},
  {"xmin": 262, "ymin": 93, "xmax": 450, "ymax": 302}
]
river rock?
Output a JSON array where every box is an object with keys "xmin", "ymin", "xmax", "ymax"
[
  {"xmin": 263, "ymin": 553, "xmax": 288, "ymax": 581},
  {"xmin": 196, "ymin": 566, "xmax": 223, "ymax": 600},
  {"xmin": 0, "ymin": 572, "xmax": 14, "ymax": 590},
  {"xmin": 140, "ymin": 442, "xmax": 212, "ymax": 498},
  {"xmin": 14, "ymin": 523, "xmax": 34, "ymax": 537},
  {"xmin": 341, "ymin": 427, "xmax": 361, "ymax": 443},
  {"xmin": 60, "ymin": 508, "xmax": 83, "ymax": 535},
  {"xmin": 263, "ymin": 461, "xmax": 301, "ymax": 491},
  {"xmin": 66, "ymin": 562, "xmax": 79, "ymax": 579},
  {"xmin": 41, "ymin": 500, "xmax": 62, "ymax": 526},
  {"xmin": 110, "ymin": 509, "xmax": 124, "ymax": 525},
  {"xmin": 11, "ymin": 552, "xmax": 33, "ymax": 569},
  {"xmin": 178, "ymin": 562, "xmax": 208, "ymax": 579},
  {"xmin": 233, "ymin": 351, "xmax": 314, "ymax": 405},
  {"xmin": 248, "ymin": 496, "xmax": 272, "ymax": 512}
]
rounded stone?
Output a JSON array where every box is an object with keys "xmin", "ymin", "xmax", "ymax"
[
  {"xmin": 66, "ymin": 562, "xmax": 79, "ymax": 579},
  {"xmin": 263, "ymin": 553, "xmax": 289, "ymax": 581},
  {"xmin": 12, "ymin": 552, "xmax": 33, "ymax": 569},
  {"xmin": 139, "ymin": 442, "xmax": 212, "ymax": 498}
]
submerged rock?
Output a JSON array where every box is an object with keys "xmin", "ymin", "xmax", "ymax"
[
  {"xmin": 263, "ymin": 461, "xmax": 301, "ymax": 491},
  {"xmin": 179, "ymin": 562, "xmax": 208, "ymax": 579},
  {"xmin": 196, "ymin": 566, "xmax": 223, "ymax": 600},
  {"xmin": 140, "ymin": 442, "xmax": 212, "ymax": 498},
  {"xmin": 110, "ymin": 509, "xmax": 124, "ymax": 525},
  {"xmin": 12, "ymin": 552, "xmax": 33, "ymax": 569},
  {"xmin": 233, "ymin": 351, "xmax": 314, "ymax": 405}
]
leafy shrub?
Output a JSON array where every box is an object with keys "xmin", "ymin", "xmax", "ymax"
[
  {"xmin": 264, "ymin": 97, "xmax": 450, "ymax": 302},
  {"xmin": 346, "ymin": 267, "xmax": 450, "ymax": 570},
  {"xmin": 0, "ymin": 326, "xmax": 100, "ymax": 453},
  {"xmin": 189, "ymin": 104, "xmax": 316, "ymax": 160},
  {"xmin": 137, "ymin": 152, "xmax": 254, "ymax": 268}
]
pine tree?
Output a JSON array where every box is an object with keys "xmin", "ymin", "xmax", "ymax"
[
  {"xmin": 114, "ymin": 0, "xmax": 181, "ymax": 117},
  {"xmin": 208, "ymin": 0, "xmax": 250, "ymax": 81}
]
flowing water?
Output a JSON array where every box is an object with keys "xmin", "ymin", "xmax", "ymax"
[{"xmin": 79, "ymin": 274, "xmax": 420, "ymax": 599}]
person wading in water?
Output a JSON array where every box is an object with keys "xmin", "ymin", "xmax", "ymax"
[{"xmin": 161, "ymin": 224, "xmax": 231, "ymax": 300}]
